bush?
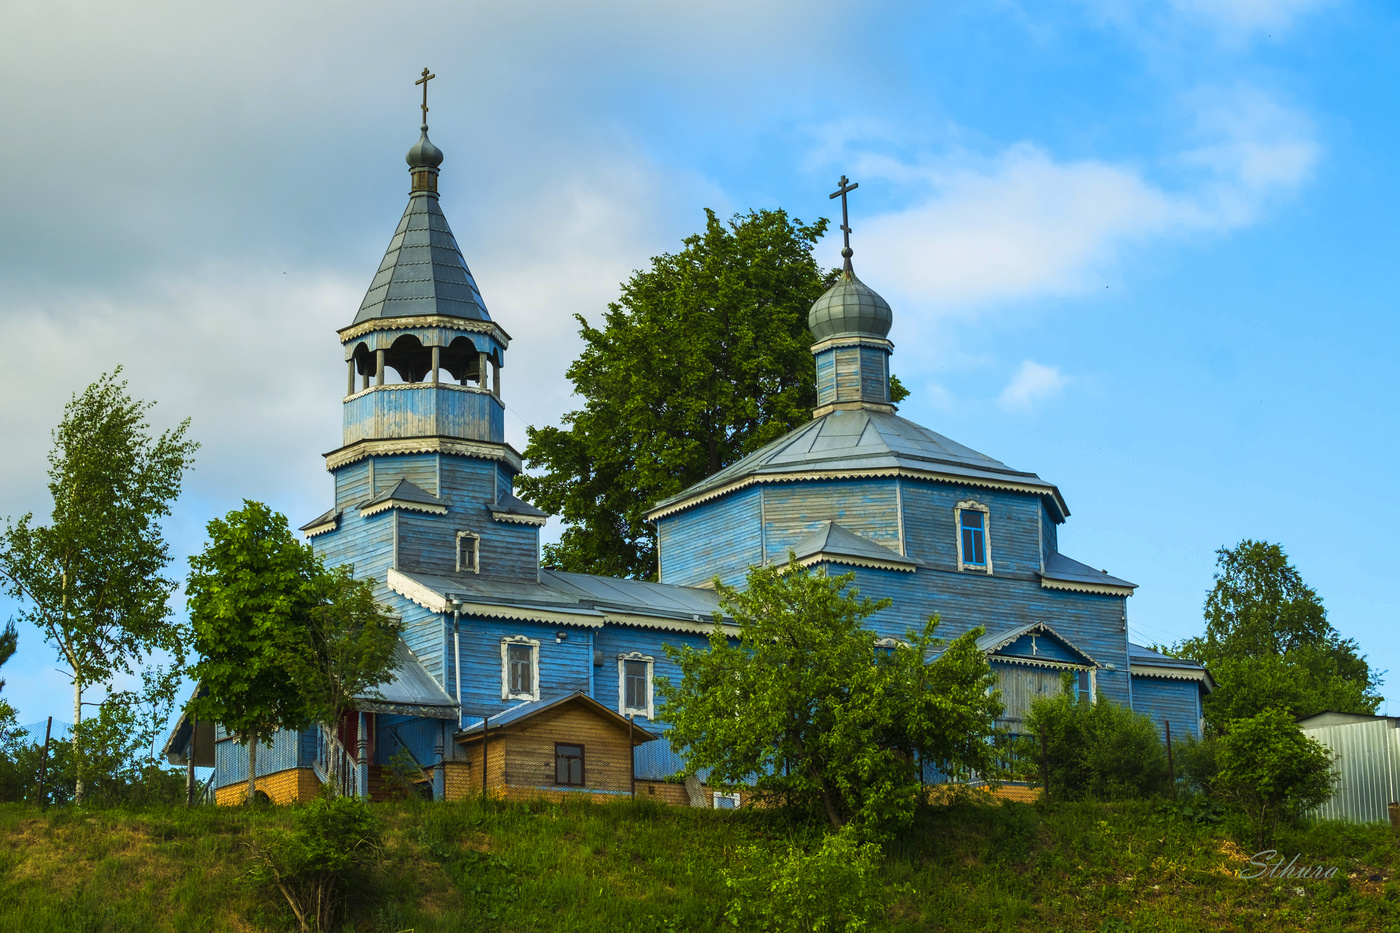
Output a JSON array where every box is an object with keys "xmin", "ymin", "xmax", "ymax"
[
  {"xmin": 1024, "ymin": 680, "xmax": 1169, "ymax": 801},
  {"xmin": 1174, "ymin": 732, "xmax": 1218, "ymax": 797},
  {"xmin": 723, "ymin": 827, "xmax": 886, "ymax": 932},
  {"xmin": 1216, "ymin": 707, "xmax": 1337, "ymax": 849}
]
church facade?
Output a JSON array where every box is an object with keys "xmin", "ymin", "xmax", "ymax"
[{"xmin": 177, "ymin": 115, "xmax": 1211, "ymax": 805}]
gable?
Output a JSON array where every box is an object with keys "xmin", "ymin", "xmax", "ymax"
[{"xmin": 977, "ymin": 621, "xmax": 1097, "ymax": 669}]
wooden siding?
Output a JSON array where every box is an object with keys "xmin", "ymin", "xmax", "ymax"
[
  {"xmin": 335, "ymin": 459, "xmax": 373, "ymax": 511},
  {"xmin": 834, "ymin": 347, "xmax": 861, "ymax": 402},
  {"xmin": 859, "ymin": 347, "xmax": 888, "ymax": 402},
  {"xmin": 657, "ymin": 487, "xmax": 762, "ymax": 587},
  {"xmin": 996, "ymin": 633, "xmax": 1083, "ymax": 665},
  {"xmin": 376, "ymin": 714, "xmax": 451, "ymax": 767},
  {"xmin": 342, "ymin": 384, "xmax": 505, "ymax": 446},
  {"xmin": 993, "ymin": 662, "xmax": 1067, "ymax": 730},
  {"xmin": 1041, "ymin": 504, "xmax": 1059, "ymax": 567},
  {"xmin": 457, "ymin": 619, "xmax": 593, "ymax": 720},
  {"xmin": 761, "ymin": 479, "xmax": 901, "ymax": 563},
  {"xmin": 400, "ymin": 600, "xmax": 448, "ymax": 687},
  {"xmin": 901, "ymin": 480, "xmax": 1043, "ymax": 576},
  {"xmin": 1130, "ymin": 676, "xmax": 1202, "ymax": 740},
  {"xmin": 593, "ymin": 627, "xmax": 709, "ymax": 727},
  {"xmin": 816, "ymin": 350, "xmax": 837, "ymax": 406}
]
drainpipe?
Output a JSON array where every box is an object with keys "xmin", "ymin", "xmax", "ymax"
[{"xmin": 451, "ymin": 599, "xmax": 463, "ymax": 730}]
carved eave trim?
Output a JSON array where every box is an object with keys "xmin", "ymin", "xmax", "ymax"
[
  {"xmin": 791, "ymin": 552, "xmax": 917, "ymax": 574},
  {"xmin": 338, "ymin": 314, "xmax": 511, "ymax": 346},
  {"xmin": 991, "ymin": 655, "xmax": 1094, "ymax": 672},
  {"xmin": 648, "ymin": 467, "xmax": 1066, "ymax": 522},
  {"xmin": 810, "ymin": 335, "xmax": 894, "ymax": 354},
  {"xmin": 460, "ymin": 602, "xmax": 605, "ymax": 627},
  {"xmin": 360, "ymin": 499, "xmax": 449, "ymax": 518},
  {"xmin": 1040, "ymin": 577, "xmax": 1136, "ymax": 597},
  {"xmin": 979, "ymin": 621, "xmax": 1099, "ymax": 668},
  {"xmin": 602, "ymin": 612, "xmax": 740, "ymax": 637},
  {"xmin": 304, "ymin": 519, "xmax": 338, "ymax": 538},
  {"xmin": 1130, "ymin": 664, "xmax": 1213, "ymax": 691},
  {"xmin": 489, "ymin": 510, "xmax": 548, "ymax": 527},
  {"xmin": 344, "ymin": 382, "xmax": 498, "ymax": 402},
  {"xmin": 325, "ymin": 437, "xmax": 524, "ymax": 473},
  {"xmin": 387, "ymin": 568, "xmax": 450, "ymax": 613},
  {"xmin": 811, "ymin": 401, "xmax": 898, "ymax": 418}
]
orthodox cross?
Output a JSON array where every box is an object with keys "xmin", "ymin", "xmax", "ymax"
[
  {"xmin": 829, "ymin": 174, "xmax": 859, "ymax": 268},
  {"xmin": 415, "ymin": 68, "xmax": 436, "ymax": 126}
]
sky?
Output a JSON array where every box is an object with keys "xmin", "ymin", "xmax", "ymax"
[{"xmin": 1, "ymin": 0, "xmax": 1397, "ymax": 733}]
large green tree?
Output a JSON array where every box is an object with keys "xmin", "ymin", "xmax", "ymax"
[
  {"xmin": 659, "ymin": 558, "xmax": 1000, "ymax": 836},
  {"xmin": 521, "ymin": 208, "xmax": 909, "ymax": 580},
  {"xmin": 1174, "ymin": 540, "xmax": 1381, "ymax": 731},
  {"xmin": 0, "ymin": 370, "xmax": 197, "ymax": 801},
  {"xmin": 188, "ymin": 501, "xmax": 321, "ymax": 803}
]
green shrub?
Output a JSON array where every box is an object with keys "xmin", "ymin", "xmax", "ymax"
[
  {"xmin": 1024, "ymin": 679, "xmax": 1169, "ymax": 801},
  {"xmin": 247, "ymin": 793, "xmax": 383, "ymax": 932},
  {"xmin": 1216, "ymin": 707, "xmax": 1337, "ymax": 849},
  {"xmin": 723, "ymin": 826, "xmax": 885, "ymax": 932},
  {"xmin": 1174, "ymin": 731, "xmax": 1218, "ymax": 797}
]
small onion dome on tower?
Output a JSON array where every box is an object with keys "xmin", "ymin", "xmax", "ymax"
[
  {"xmin": 807, "ymin": 264, "xmax": 893, "ymax": 342},
  {"xmin": 407, "ymin": 128, "xmax": 444, "ymax": 169}
]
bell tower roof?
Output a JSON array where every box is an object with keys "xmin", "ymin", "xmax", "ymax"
[{"xmin": 353, "ymin": 71, "xmax": 490, "ymax": 326}]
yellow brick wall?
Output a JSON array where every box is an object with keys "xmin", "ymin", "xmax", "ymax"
[{"xmin": 214, "ymin": 767, "xmax": 321, "ymax": 806}]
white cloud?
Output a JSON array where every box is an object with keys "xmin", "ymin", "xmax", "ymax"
[
  {"xmin": 999, "ymin": 361, "xmax": 1070, "ymax": 411},
  {"xmin": 1165, "ymin": 0, "xmax": 1334, "ymax": 35},
  {"xmin": 1077, "ymin": 0, "xmax": 1334, "ymax": 40},
  {"xmin": 831, "ymin": 87, "xmax": 1318, "ymax": 318}
]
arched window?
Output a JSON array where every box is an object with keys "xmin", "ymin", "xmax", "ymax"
[{"xmin": 384, "ymin": 334, "xmax": 433, "ymax": 384}]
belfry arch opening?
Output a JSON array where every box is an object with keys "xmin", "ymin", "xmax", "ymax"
[{"xmin": 345, "ymin": 334, "xmax": 501, "ymax": 396}]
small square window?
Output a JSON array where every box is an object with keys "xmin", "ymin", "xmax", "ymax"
[{"xmin": 555, "ymin": 743, "xmax": 584, "ymax": 786}]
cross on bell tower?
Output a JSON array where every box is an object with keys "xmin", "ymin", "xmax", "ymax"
[{"xmin": 829, "ymin": 175, "xmax": 859, "ymax": 274}]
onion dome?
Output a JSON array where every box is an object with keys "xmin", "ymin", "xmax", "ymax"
[
  {"xmin": 406, "ymin": 127, "xmax": 444, "ymax": 169},
  {"xmin": 808, "ymin": 264, "xmax": 893, "ymax": 342}
]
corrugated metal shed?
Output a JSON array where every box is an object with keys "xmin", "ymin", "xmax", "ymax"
[{"xmin": 1298, "ymin": 713, "xmax": 1400, "ymax": 824}]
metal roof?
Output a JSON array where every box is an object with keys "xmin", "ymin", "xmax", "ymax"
[
  {"xmin": 487, "ymin": 492, "xmax": 548, "ymax": 521},
  {"xmin": 789, "ymin": 520, "xmax": 921, "ymax": 569},
  {"xmin": 353, "ymin": 164, "xmax": 490, "ymax": 325},
  {"xmin": 976, "ymin": 621, "xmax": 1099, "ymax": 667},
  {"xmin": 1042, "ymin": 552, "xmax": 1136, "ymax": 590},
  {"xmin": 361, "ymin": 478, "xmax": 446, "ymax": 511},
  {"xmin": 357, "ymin": 639, "xmax": 459, "ymax": 719},
  {"xmin": 808, "ymin": 268, "xmax": 893, "ymax": 342},
  {"xmin": 649, "ymin": 408, "xmax": 1069, "ymax": 521}
]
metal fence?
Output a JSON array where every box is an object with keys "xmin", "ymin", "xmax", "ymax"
[{"xmin": 1301, "ymin": 719, "xmax": 1400, "ymax": 824}]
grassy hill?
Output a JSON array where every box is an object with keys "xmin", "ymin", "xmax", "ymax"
[{"xmin": 1, "ymin": 794, "xmax": 1397, "ymax": 932}]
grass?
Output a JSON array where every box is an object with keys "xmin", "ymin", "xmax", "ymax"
[{"xmin": 1, "ymin": 794, "xmax": 1398, "ymax": 932}]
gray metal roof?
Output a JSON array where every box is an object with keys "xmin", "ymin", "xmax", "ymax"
[
  {"xmin": 488, "ymin": 492, "xmax": 548, "ymax": 520},
  {"xmin": 790, "ymin": 520, "xmax": 920, "ymax": 569},
  {"xmin": 1128, "ymin": 642, "xmax": 1205, "ymax": 670},
  {"xmin": 976, "ymin": 620, "xmax": 1098, "ymax": 667},
  {"xmin": 299, "ymin": 507, "xmax": 340, "ymax": 532},
  {"xmin": 650, "ymin": 408, "xmax": 1068, "ymax": 520},
  {"xmin": 353, "ymin": 161, "xmax": 490, "ymax": 325},
  {"xmin": 362, "ymin": 478, "xmax": 445, "ymax": 510},
  {"xmin": 1042, "ymin": 552, "xmax": 1136, "ymax": 590},
  {"xmin": 809, "ymin": 268, "xmax": 893, "ymax": 342},
  {"xmin": 357, "ymin": 639, "xmax": 458, "ymax": 719}
]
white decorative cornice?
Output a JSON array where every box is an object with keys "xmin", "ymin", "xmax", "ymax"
[
  {"xmin": 791, "ymin": 552, "xmax": 917, "ymax": 574},
  {"xmin": 1039, "ymin": 577, "xmax": 1136, "ymax": 597},
  {"xmin": 991, "ymin": 655, "xmax": 1093, "ymax": 672},
  {"xmin": 1130, "ymin": 664, "xmax": 1209, "ymax": 683},
  {"xmin": 387, "ymin": 568, "xmax": 450, "ymax": 613},
  {"xmin": 602, "ymin": 612, "xmax": 740, "ymax": 636},
  {"xmin": 360, "ymin": 498, "xmax": 449, "ymax": 518},
  {"xmin": 810, "ymin": 335, "xmax": 894, "ymax": 354},
  {"xmin": 344, "ymin": 382, "xmax": 497, "ymax": 402},
  {"xmin": 337, "ymin": 315, "xmax": 511, "ymax": 346},
  {"xmin": 648, "ymin": 468, "xmax": 1062, "ymax": 522},
  {"xmin": 489, "ymin": 511, "xmax": 548, "ymax": 527},
  {"xmin": 303, "ymin": 518, "xmax": 338, "ymax": 538},
  {"xmin": 810, "ymin": 401, "xmax": 898, "ymax": 418},
  {"xmin": 325, "ymin": 437, "xmax": 524, "ymax": 472}
]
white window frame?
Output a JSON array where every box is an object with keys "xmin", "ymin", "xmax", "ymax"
[
  {"xmin": 456, "ymin": 531, "xmax": 481, "ymax": 573},
  {"xmin": 712, "ymin": 791, "xmax": 741, "ymax": 809},
  {"xmin": 953, "ymin": 499, "xmax": 993, "ymax": 574},
  {"xmin": 501, "ymin": 635, "xmax": 540, "ymax": 701},
  {"xmin": 617, "ymin": 651, "xmax": 654, "ymax": 719}
]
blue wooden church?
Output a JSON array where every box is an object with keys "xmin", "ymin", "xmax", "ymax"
[{"xmin": 171, "ymin": 104, "xmax": 1211, "ymax": 805}]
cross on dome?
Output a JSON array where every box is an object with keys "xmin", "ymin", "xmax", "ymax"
[
  {"xmin": 415, "ymin": 67, "xmax": 436, "ymax": 129},
  {"xmin": 829, "ymin": 175, "xmax": 859, "ymax": 272}
]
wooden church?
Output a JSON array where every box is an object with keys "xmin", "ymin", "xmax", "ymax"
[{"xmin": 168, "ymin": 97, "xmax": 1212, "ymax": 806}]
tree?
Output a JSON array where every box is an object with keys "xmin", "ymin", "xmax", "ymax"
[
  {"xmin": 1174, "ymin": 540, "xmax": 1382, "ymax": 730},
  {"xmin": 288, "ymin": 565, "xmax": 402, "ymax": 788},
  {"xmin": 658, "ymin": 558, "xmax": 1000, "ymax": 836},
  {"xmin": 519, "ymin": 208, "xmax": 909, "ymax": 580},
  {"xmin": 1216, "ymin": 708, "xmax": 1337, "ymax": 849},
  {"xmin": 187, "ymin": 501, "xmax": 320, "ymax": 804},
  {"xmin": 0, "ymin": 370, "xmax": 197, "ymax": 801}
]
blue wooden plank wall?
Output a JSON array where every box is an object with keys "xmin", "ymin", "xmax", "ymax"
[
  {"xmin": 901, "ymin": 480, "xmax": 1043, "ymax": 576},
  {"xmin": 335, "ymin": 460, "xmax": 373, "ymax": 511},
  {"xmin": 816, "ymin": 351, "xmax": 837, "ymax": 406},
  {"xmin": 833, "ymin": 347, "xmax": 861, "ymax": 402},
  {"xmin": 830, "ymin": 563, "xmax": 1133, "ymax": 708},
  {"xmin": 375, "ymin": 714, "xmax": 450, "ymax": 767},
  {"xmin": 1041, "ymin": 504, "xmax": 1059, "ymax": 568},
  {"xmin": 455, "ymin": 618, "xmax": 593, "ymax": 719},
  {"xmin": 342, "ymin": 384, "xmax": 504, "ymax": 445},
  {"xmin": 314, "ymin": 508, "xmax": 395, "ymax": 591},
  {"xmin": 996, "ymin": 633, "xmax": 1083, "ymax": 664},
  {"xmin": 859, "ymin": 347, "xmax": 888, "ymax": 401},
  {"xmin": 438, "ymin": 456, "xmax": 506, "ymax": 513},
  {"xmin": 761, "ymin": 479, "xmax": 901, "ymax": 563},
  {"xmin": 657, "ymin": 487, "xmax": 762, "ymax": 587},
  {"xmin": 592, "ymin": 626, "xmax": 709, "ymax": 727},
  {"xmin": 397, "ymin": 511, "xmax": 457, "ymax": 576},
  {"xmin": 1129, "ymin": 676, "xmax": 1202, "ymax": 739},
  {"xmin": 214, "ymin": 728, "xmax": 306, "ymax": 784}
]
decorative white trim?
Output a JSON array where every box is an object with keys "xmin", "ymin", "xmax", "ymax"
[
  {"xmin": 601, "ymin": 612, "xmax": 737, "ymax": 636},
  {"xmin": 344, "ymin": 382, "xmax": 498, "ymax": 402},
  {"xmin": 501, "ymin": 635, "xmax": 540, "ymax": 701},
  {"xmin": 809, "ymin": 335, "xmax": 895, "ymax": 354},
  {"xmin": 1130, "ymin": 664, "xmax": 1209, "ymax": 683},
  {"xmin": 338, "ymin": 314, "xmax": 512, "ymax": 346},
  {"xmin": 712, "ymin": 791, "xmax": 741, "ymax": 809},
  {"xmin": 991, "ymin": 655, "xmax": 1092, "ymax": 673},
  {"xmin": 466, "ymin": 603, "xmax": 605, "ymax": 627},
  {"xmin": 646, "ymin": 468, "xmax": 1067, "ymax": 523},
  {"xmin": 386, "ymin": 568, "xmax": 450, "ymax": 613},
  {"xmin": 617, "ymin": 652, "xmax": 655, "ymax": 719},
  {"xmin": 489, "ymin": 509, "xmax": 548, "ymax": 526},
  {"xmin": 325, "ymin": 437, "xmax": 524, "ymax": 473},
  {"xmin": 456, "ymin": 531, "xmax": 481, "ymax": 574},
  {"xmin": 954, "ymin": 499, "xmax": 993, "ymax": 575},
  {"xmin": 1040, "ymin": 578, "xmax": 1135, "ymax": 597},
  {"xmin": 360, "ymin": 498, "xmax": 448, "ymax": 518},
  {"xmin": 791, "ymin": 552, "xmax": 917, "ymax": 574},
  {"xmin": 303, "ymin": 518, "xmax": 338, "ymax": 538}
]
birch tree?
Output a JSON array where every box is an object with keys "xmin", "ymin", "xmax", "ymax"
[{"xmin": 0, "ymin": 370, "xmax": 196, "ymax": 801}]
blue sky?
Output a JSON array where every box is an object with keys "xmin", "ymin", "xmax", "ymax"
[{"xmin": 0, "ymin": 0, "xmax": 1396, "ymax": 731}]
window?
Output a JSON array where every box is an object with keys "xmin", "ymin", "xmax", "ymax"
[
  {"xmin": 456, "ymin": 531, "xmax": 480, "ymax": 573},
  {"xmin": 712, "ymin": 792, "xmax": 741, "ymax": 809},
  {"xmin": 954, "ymin": 500, "xmax": 992, "ymax": 573},
  {"xmin": 617, "ymin": 652, "xmax": 654, "ymax": 718},
  {"xmin": 554, "ymin": 743, "xmax": 585, "ymax": 786},
  {"xmin": 500, "ymin": 636, "xmax": 540, "ymax": 701}
]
